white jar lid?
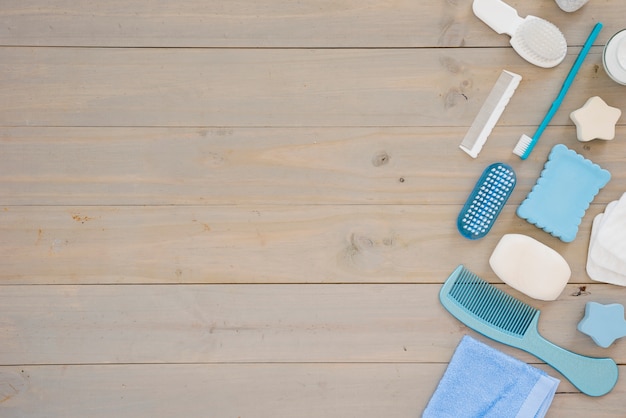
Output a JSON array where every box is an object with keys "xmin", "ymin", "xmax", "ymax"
[
  {"xmin": 618, "ymin": 38, "xmax": 626, "ymax": 69},
  {"xmin": 603, "ymin": 30, "xmax": 626, "ymax": 85}
]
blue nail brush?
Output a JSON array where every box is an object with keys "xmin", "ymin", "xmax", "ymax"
[{"xmin": 457, "ymin": 163, "xmax": 516, "ymax": 240}]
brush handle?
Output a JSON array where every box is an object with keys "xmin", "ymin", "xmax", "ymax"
[
  {"xmin": 472, "ymin": 0, "xmax": 523, "ymax": 36},
  {"xmin": 534, "ymin": 22, "xmax": 602, "ymax": 136},
  {"xmin": 525, "ymin": 326, "xmax": 618, "ymax": 397},
  {"xmin": 521, "ymin": 22, "xmax": 603, "ymax": 159}
]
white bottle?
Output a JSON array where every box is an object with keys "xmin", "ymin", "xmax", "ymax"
[{"xmin": 603, "ymin": 30, "xmax": 626, "ymax": 85}]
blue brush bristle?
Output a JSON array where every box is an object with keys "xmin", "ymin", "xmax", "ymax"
[{"xmin": 448, "ymin": 268, "xmax": 537, "ymax": 337}]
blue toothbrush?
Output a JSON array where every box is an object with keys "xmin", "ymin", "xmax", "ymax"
[
  {"xmin": 440, "ymin": 265, "xmax": 619, "ymax": 397},
  {"xmin": 513, "ymin": 22, "xmax": 603, "ymax": 160}
]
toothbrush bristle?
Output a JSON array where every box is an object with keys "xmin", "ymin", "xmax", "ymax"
[
  {"xmin": 513, "ymin": 134, "xmax": 532, "ymax": 158},
  {"xmin": 514, "ymin": 17, "xmax": 567, "ymax": 68}
]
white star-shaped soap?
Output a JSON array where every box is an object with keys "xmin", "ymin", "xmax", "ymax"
[{"xmin": 570, "ymin": 96, "xmax": 621, "ymax": 142}]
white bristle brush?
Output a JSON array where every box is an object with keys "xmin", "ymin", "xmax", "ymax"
[{"xmin": 473, "ymin": 0, "xmax": 567, "ymax": 68}]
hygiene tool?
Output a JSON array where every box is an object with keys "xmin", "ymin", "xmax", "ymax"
[
  {"xmin": 513, "ymin": 22, "xmax": 603, "ymax": 159},
  {"xmin": 472, "ymin": 0, "xmax": 567, "ymax": 68},
  {"xmin": 440, "ymin": 265, "xmax": 619, "ymax": 397},
  {"xmin": 457, "ymin": 163, "xmax": 516, "ymax": 240},
  {"xmin": 460, "ymin": 70, "xmax": 522, "ymax": 158}
]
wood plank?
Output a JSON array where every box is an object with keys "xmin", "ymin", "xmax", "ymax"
[
  {"xmin": 1, "ymin": 284, "xmax": 624, "ymax": 365},
  {"xmin": 2, "ymin": 1, "xmax": 625, "ymax": 417},
  {"xmin": 0, "ymin": 204, "xmax": 613, "ymax": 284},
  {"xmin": 1, "ymin": 48, "xmax": 624, "ymax": 127},
  {"xmin": 0, "ymin": 363, "xmax": 624, "ymax": 417},
  {"xmin": 1, "ymin": 126, "xmax": 624, "ymax": 206},
  {"xmin": 0, "ymin": 1, "xmax": 624, "ymax": 48}
]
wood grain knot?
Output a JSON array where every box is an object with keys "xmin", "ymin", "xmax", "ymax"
[
  {"xmin": 444, "ymin": 88, "xmax": 467, "ymax": 109},
  {"xmin": 372, "ymin": 151, "xmax": 390, "ymax": 167}
]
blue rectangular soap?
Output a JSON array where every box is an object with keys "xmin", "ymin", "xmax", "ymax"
[{"xmin": 517, "ymin": 144, "xmax": 611, "ymax": 243}]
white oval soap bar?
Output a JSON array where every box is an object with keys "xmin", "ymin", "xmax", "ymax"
[{"xmin": 489, "ymin": 234, "xmax": 571, "ymax": 301}]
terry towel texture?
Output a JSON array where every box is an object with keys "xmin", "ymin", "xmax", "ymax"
[{"xmin": 423, "ymin": 335, "xmax": 560, "ymax": 418}]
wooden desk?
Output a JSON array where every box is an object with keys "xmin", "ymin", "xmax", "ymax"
[{"xmin": 0, "ymin": 1, "xmax": 625, "ymax": 416}]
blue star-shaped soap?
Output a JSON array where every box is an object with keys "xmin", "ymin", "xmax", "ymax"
[{"xmin": 577, "ymin": 302, "xmax": 626, "ymax": 348}]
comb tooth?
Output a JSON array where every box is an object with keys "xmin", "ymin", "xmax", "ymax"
[
  {"xmin": 457, "ymin": 271, "xmax": 492, "ymax": 313},
  {"xmin": 490, "ymin": 288, "xmax": 512, "ymax": 329},
  {"xmin": 479, "ymin": 281, "xmax": 497, "ymax": 313},
  {"xmin": 451, "ymin": 270, "xmax": 476, "ymax": 305},
  {"xmin": 509, "ymin": 299, "xmax": 526, "ymax": 334},
  {"xmin": 485, "ymin": 287, "xmax": 508, "ymax": 326},
  {"xmin": 501, "ymin": 297, "xmax": 519, "ymax": 331},
  {"xmin": 478, "ymin": 283, "xmax": 497, "ymax": 322},
  {"xmin": 513, "ymin": 301, "xmax": 534, "ymax": 335},
  {"xmin": 446, "ymin": 267, "xmax": 539, "ymax": 337},
  {"xmin": 501, "ymin": 298, "xmax": 521, "ymax": 332},
  {"xmin": 488, "ymin": 300, "xmax": 503, "ymax": 325},
  {"xmin": 492, "ymin": 295, "xmax": 513, "ymax": 322},
  {"xmin": 521, "ymin": 304, "xmax": 537, "ymax": 332},
  {"xmin": 465, "ymin": 276, "xmax": 490, "ymax": 314}
]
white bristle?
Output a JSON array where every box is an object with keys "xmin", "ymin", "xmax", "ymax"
[
  {"xmin": 513, "ymin": 134, "xmax": 533, "ymax": 157},
  {"xmin": 512, "ymin": 17, "xmax": 567, "ymax": 68}
]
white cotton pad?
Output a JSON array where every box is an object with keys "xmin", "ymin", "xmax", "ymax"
[
  {"xmin": 594, "ymin": 194, "xmax": 626, "ymax": 271},
  {"xmin": 587, "ymin": 210, "xmax": 626, "ymax": 286},
  {"xmin": 587, "ymin": 195, "xmax": 626, "ymax": 286},
  {"xmin": 489, "ymin": 234, "xmax": 571, "ymax": 301}
]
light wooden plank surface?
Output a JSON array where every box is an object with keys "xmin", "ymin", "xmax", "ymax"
[
  {"xmin": 1, "ymin": 284, "xmax": 624, "ymax": 365},
  {"xmin": 1, "ymin": 47, "xmax": 624, "ymax": 127},
  {"xmin": 1, "ymin": 0, "xmax": 625, "ymax": 48},
  {"xmin": 1, "ymin": 1, "xmax": 626, "ymax": 417},
  {"xmin": 1, "ymin": 364, "xmax": 625, "ymax": 417},
  {"xmin": 1, "ymin": 126, "xmax": 625, "ymax": 205},
  {"xmin": 0, "ymin": 204, "xmax": 612, "ymax": 284}
]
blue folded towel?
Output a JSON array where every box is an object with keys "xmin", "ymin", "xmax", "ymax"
[{"xmin": 423, "ymin": 335, "xmax": 560, "ymax": 418}]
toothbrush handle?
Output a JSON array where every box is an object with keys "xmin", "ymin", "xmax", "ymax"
[
  {"xmin": 526, "ymin": 22, "xmax": 603, "ymax": 156},
  {"xmin": 526, "ymin": 329, "xmax": 618, "ymax": 397},
  {"xmin": 555, "ymin": 22, "xmax": 603, "ymax": 105},
  {"xmin": 531, "ymin": 102, "xmax": 558, "ymax": 142},
  {"xmin": 523, "ymin": 100, "xmax": 559, "ymax": 158}
]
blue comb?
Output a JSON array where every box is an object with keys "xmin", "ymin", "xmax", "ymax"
[
  {"xmin": 440, "ymin": 265, "xmax": 619, "ymax": 397},
  {"xmin": 457, "ymin": 163, "xmax": 516, "ymax": 240}
]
